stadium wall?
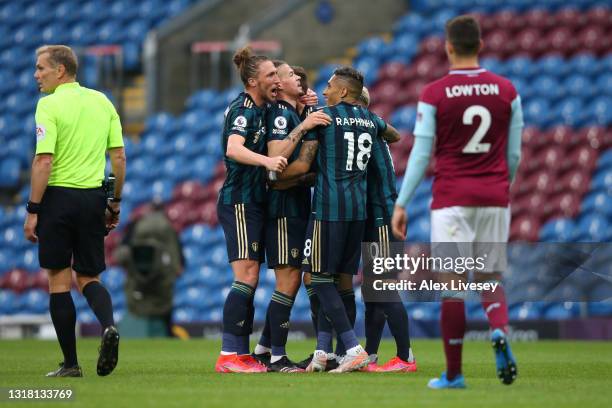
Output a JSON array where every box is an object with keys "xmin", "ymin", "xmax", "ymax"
[
  {"xmin": 149, "ymin": 0, "xmax": 407, "ymax": 114},
  {"xmin": 149, "ymin": 0, "xmax": 285, "ymax": 114},
  {"xmin": 254, "ymin": 0, "xmax": 407, "ymax": 71}
]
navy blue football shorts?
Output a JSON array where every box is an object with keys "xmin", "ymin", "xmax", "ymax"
[
  {"xmin": 301, "ymin": 215, "xmax": 365, "ymax": 276},
  {"xmin": 217, "ymin": 202, "xmax": 265, "ymax": 264},
  {"xmin": 363, "ymin": 216, "xmax": 402, "ymax": 279},
  {"xmin": 265, "ymin": 216, "xmax": 308, "ymax": 268},
  {"xmin": 364, "ymin": 216, "xmax": 400, "ymax": 246}
]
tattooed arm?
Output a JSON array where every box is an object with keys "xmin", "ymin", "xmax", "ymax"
[
  {"xmin": 382, "ymin": 123, "xmax": 401, "ymax": 144},
  {"xmin": 267, "ymin": 111, "xmax": 331, "ymax": 158},
  {"xmin": 276, "ymin": 140, "xmax": 319, "ymax": 180},
  {"xmin": 269, "ymin": 172, "xmax": 316, "ymax": 190}
]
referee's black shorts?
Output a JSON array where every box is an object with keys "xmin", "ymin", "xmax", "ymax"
[{"xmin": 37, "ymin": 186, "xmax": 107, "ymax": 276}]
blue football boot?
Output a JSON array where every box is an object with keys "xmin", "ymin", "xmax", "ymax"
[
  {"xmin": 491, "ymin": 328, "xmax": 517, "ymax": 385},
  {"xmin": 427, "ymin": 372, "xmax": 466, "ymax": 389}
]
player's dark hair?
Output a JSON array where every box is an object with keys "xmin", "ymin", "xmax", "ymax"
[
  {"xmin": 36, "ymin": 45, "xmax": 78, "ymax": 77},
  {"xmin": 272, "ymin": 59, "xmax": 287, "ymax": 68},
  {"xmin": 333, "ymin": 66, "xmax": 364, "ymax": 98},
  {"xmin": 292, "ymin": 66, "xmax": 309, "ymax": 95},
  {"xmin": 233, "ymin": 46, "xmax": 270, "ymax": 86},
  {"xmin": 445, "ymin": 15, "xmax": 481, "ymax": 56}
]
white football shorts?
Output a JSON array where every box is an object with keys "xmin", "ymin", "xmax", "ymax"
[{"xmin": 430, "ymin": 206, "xmax": 510, "ymax": 273}]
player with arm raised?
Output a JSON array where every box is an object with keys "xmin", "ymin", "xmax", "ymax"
[
  {"xmin": 251, "ymin": 60, "xmax": 330, "ymax": 372},
  {"xmin": 281, "ymin": 67, "xmax": 387, "ymax": 373},
  {"xmin": 291, "ymin": 65, "xmax": 331, "ymax": 369},
  {"xmin": 391, "ymin": 15, "xmax": 523, "ymax": 388},
  {"xmin": 293, "ymin": 66, "xmax": 317, "ymax": 119},
  {"xmin": 279, "ymin": 72, "xmax": 401, "ymax": 371},
  {"xmin": 215, "ymin": 47, "xmax": 286, "ymax": 373}
]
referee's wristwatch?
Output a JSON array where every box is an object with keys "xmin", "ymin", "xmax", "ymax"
[
  {"xmin": 26, "ymin": 201, "xmax": 41, "ymax": 214},
  {"xmin": 107, "ymin": 198, "xmax": 121, "ymax": 216}
]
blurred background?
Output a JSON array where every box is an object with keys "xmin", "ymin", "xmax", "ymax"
[{"xmin": 0, "ymin": 0, "xmax": 610, "ymax": 340}]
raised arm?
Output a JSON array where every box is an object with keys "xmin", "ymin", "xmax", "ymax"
[
  {"xmin": 269, "ymin": 172, "xmax": 316, "ymax": 190},
  {"xmin": 276, "ymin": 140, "xmax": 319, "ymax": 180},
  {"xmin": 382, "ymin": 123, "xmax": 401, "ymax": 144},
  {"xmin": 227, "ymin": 134, "xmax": 287, "ymax": 172},
  {"xmin": 267, "ymin": 111, "xmax": 331, "ymax": 158},
  {"xmin": 299, "ymin": 88, "xmax": 319, "ymax": 107}
]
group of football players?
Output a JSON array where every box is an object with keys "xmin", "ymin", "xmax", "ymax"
[{"xmin": 215, "ymin": 14, "xmax": 522, "ymax": 389}]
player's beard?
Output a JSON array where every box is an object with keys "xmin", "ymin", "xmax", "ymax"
[{"xmin": 262, "ymin": 83, "xmax": 278, "ymax": 103}]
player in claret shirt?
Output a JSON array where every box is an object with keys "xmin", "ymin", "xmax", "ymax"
[{"xmin": 392, "ymin": 15, "xmax": 523, "ymax": 389}]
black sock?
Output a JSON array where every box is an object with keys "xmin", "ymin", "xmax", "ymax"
[
  {"xmin": 222, "ymin": 281, "xmax": 255, "ymax": 353},
  {"xmin": 269, "ymin": 291, "xmax": 294, "ymax": 357},
  {"xmin": 244, "ymin": 293, "xmax": 256, "ymax": 354},
  {"xmin": 239, "ymin": 334, "xmax": 250, "ymax": 355},
  {"xmin": 365, "ymin": 301, "xmax": 386, "ymax": 356},
  {"xmin": 312, "ymin": 280, "xmax": 357, "ymax": 349},
  {"xmin": 258, "ymin": 307, "xmax": 271, "ymax": 349},
  {"xmin": 82, "ymin": 281, "xmax": 115, "ymax": 330},
  {"xmin": 383, "ymin": 301, "xmax": 412, "ymax": 361},
  {"xmin": 49, "ymin": 292, "xmax": 78, "ymax": 367},
  {"xmin": 305, "ymin": 284, "xmax": 319, "ymax": 334},
  {"xmin": 316, "ymin": 307, "xmax": 333, "ymax": 352},
  {"xmin": 247, "ymin": 293, "xmax": 255, "ymax": 335},
  {"xmin": 335, "ymin": 289, "xmax": 355, "ymax": 356}
]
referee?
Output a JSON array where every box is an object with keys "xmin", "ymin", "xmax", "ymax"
[{"xmin": 24, "ymin": 45, "xmax": 126, "ymax": 377}]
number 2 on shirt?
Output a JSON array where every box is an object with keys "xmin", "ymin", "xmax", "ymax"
[{"xmin": 462, "ymin": 105, "xmax": 491, "ymax": 154}]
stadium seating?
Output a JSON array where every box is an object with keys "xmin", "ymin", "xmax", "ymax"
[
  {"xmin": 173, "ymin": 0, "xmax": 610, "ymax": 322},
  {"xmin": 0, "ymin": 0, "xmax": 610, "ymax": 325},
  {"xmin": 0, "ymin": 0, "xmax": 200, "ymax": 191}
]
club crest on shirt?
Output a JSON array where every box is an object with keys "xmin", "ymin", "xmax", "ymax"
[
  {"xmin": 291, "ymin": 248, "xmax": 299, "ymax": 259},
  {"xmin": 36, "ymin": 125, "xmax": 46, "ymax": 142},
  {"xmin": 253, "ymin": 119, "xmax": 265, "ymax": 143},
  {"xmin": 252, "ymin": 242, "xmax": 259, "ymax": 252}
]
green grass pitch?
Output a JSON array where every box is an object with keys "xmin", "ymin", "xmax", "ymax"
[{"xmin": 1, "ymin": 339, "xmax": 611, "ymax": 407}]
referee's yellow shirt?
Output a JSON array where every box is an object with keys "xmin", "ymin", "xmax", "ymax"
[{"xmin": 34, "ymin": 82, "xmax": 124, "ymax": 188}]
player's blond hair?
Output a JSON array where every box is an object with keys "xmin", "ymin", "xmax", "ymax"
[
  {"xmin": 358, "ymin": 86, "xmax": 370, "ymax": 107},
  {"xmin": 233, "ymin": 46, "xmax": 270, "ymax": 86}
]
